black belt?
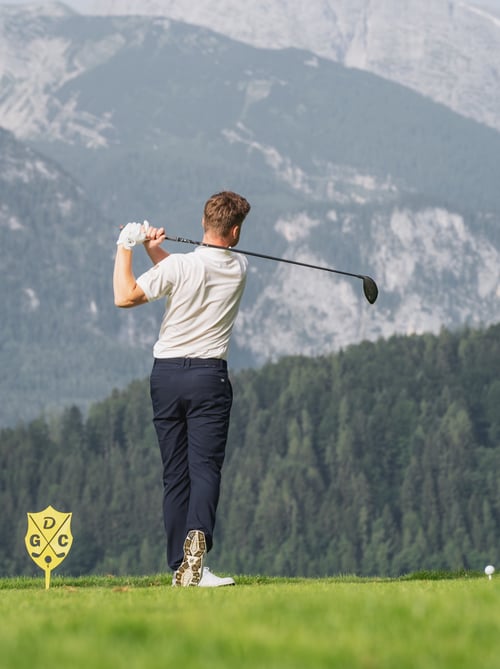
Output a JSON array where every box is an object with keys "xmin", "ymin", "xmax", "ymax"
[{"xmin": 154, "ymin": 357, "xmax": 227, "ymax": 369}]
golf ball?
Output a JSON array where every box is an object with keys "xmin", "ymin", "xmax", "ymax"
[{"xmin": 485, "ymin": 565, "xmax": 495, "ymax": 576}]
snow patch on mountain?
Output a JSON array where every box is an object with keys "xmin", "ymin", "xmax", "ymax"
[
  {"xmin": 1, "ymin": 151, "xmax": 61, "ymax": 184},
  {"xmin": 465, "ymin": 2, "xmax": 500, "ymax": 27},
  {"xmin": 0, "ymin": 205, "xmax": 23, "ymax": 231},
  {"xmin": 223, "ymin": 124, "xmax": 314, "ymax": 196},
  {"xmin": 275, "ymin": 213, "xmax": 321, "ymax": 242},
  {"xmin": 241, "ymin": 79, "xmax": 275, "ymax": 112},
  {"xmin": 0, "ymin": 2, "xmax": 73, "ymax": 18},
  {"xmin": 23, "ymin": 287, "xmax": 40, "ymax": 311}
]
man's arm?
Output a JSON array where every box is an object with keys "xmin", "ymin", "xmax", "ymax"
[{"xmin": 113, "ymin": 246, "xmax": 148, "ymax": 308}]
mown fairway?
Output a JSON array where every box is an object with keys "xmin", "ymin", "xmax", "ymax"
[{"xmin": 1, "ymin": 574, "xmax": 499, "ymax": 669}]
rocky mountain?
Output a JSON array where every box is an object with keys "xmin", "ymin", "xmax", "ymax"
[
  {"xmin": 1, "ymin": 4, "xmax": 500, "ymax": 425},
  {"xmin": 0, "ymin": 127, "xmax": 156, "ymax": 425},
  {"xmin": 85, "ymin": 0, "xmax": 500, "ymax": 133}
]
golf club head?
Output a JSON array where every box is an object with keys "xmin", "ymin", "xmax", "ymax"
[{"xmin": 362, "ymin": 276, "xmax": 378, "ymax": 304}]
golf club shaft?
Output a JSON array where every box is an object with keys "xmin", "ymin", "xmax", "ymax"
[
  {"xmin": 165, "ymin": 235, "xmax": 364, "ymax": 282},
  {"xmin": 119, "ymin": 224, "xmax": 377, "ymax": 303}
]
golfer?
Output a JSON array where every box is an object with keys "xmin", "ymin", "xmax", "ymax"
[{"xmin": 113, "ymin": 191, "xmax": 251, "ymax": 587}]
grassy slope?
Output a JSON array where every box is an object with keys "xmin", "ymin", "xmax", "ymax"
[{"xmin": 1, "ymin": 574, "xmax": 499, "ymax": 669}]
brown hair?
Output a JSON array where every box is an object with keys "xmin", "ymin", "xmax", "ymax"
[{"xmin": 203, "ymin": 191, "xmax": 251, "ymax": 237}]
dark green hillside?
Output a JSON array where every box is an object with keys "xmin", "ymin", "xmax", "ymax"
[
  {"xmin": 220, "ymin": 326, "xmax": 500, "ymax": 576},
  {"xmin": 1, "ymin": 325, "xmax": 499, "ymax": 577}
]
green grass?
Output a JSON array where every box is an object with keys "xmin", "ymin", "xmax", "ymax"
[{"xmin": 1, "ymin": 573, "xmax": 499, "ymax": 669}]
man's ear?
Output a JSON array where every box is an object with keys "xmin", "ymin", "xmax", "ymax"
[{"xmin": 230, "ymin": 224, "xmax": 241, "ymax": 244}]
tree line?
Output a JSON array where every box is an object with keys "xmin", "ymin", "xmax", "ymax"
[{"xmin": 1, "ymin": 325, "xmax": 499, "ymax": 578}]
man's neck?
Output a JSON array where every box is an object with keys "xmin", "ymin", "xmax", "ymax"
[{"xmin": 202, "ymin": 233, "xmax": 231, "ymax": 248}]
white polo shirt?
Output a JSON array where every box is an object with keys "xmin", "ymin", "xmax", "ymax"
[{"xmin": 136, "ymin": 247, "xmax": 248, "ymax": 360}]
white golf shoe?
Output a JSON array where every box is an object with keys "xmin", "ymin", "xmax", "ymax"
[
  {"xmin": 174, "ymin": 529, "xmax": 206, "ymax": 587},
  {"xmin": 198, "ymin": 567, "xmax": 235, "ymax": 587},
  {"xmin": 172, "ymin": 564, "xmax": 236, "ymax": 588},
  {"xmin": 172, "ymin": 529, "xmax": 235, "ymax": 587}
]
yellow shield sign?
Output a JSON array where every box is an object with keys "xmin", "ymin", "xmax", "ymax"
[{"xmin": 25, "ymin": 505, "xmax": 73, "ymax": 588}]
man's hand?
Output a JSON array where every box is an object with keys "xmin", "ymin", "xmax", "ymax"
[
  {"xmin": 144, "ymin": 225, "xmax": 169, "ymax": 264},
  {"xmin": 144, "ymin": 224, "xmax": 166, "ymax": 248},
  {"xmin": 117, "ymin": 220, "xmax": 150, "ymax": 249}
]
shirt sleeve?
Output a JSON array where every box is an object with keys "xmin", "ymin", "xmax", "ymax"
[{"xmin": 136, "ymin": 256, "xmax": 178, "ymax": 302}]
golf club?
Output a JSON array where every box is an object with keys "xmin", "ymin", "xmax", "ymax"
[
  {"xmin": 163, "ymin": 235, "xmax": 379, "ymax": 304},
  {"xmin": 31, "ymin": 549, "xmax": 66, "ymax": 559}
]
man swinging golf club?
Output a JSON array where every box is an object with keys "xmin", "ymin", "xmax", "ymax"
[{"xmin": 113, "ymin": 191, "xmax": 251, "ymax": 587}]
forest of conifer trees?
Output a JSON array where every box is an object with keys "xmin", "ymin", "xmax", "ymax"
[{"xmin": 1, "ymin": 325, "xmax": 499, "ymax": 578}]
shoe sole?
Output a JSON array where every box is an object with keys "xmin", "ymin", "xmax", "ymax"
[{"xmin": 174, "ymin": 530, "xmax": 206, "ymax": 587}]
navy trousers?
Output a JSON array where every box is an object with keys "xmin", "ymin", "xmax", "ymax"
[{"xmin": 150, "ymin": 358, "xmax": 233, "ymax": 571}]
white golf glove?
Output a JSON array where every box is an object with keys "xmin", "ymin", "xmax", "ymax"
[{"xmin": 117, "ymin": 220, "xmax": 150, "ymax": 249}]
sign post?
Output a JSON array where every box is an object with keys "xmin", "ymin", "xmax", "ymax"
[{"xmin": 25, "ymin": 505, "xmax": 73, "ymax": 589}]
